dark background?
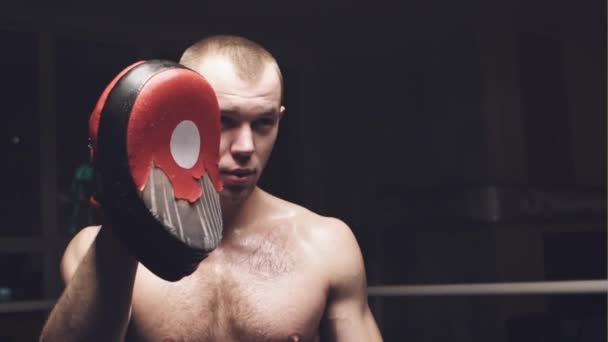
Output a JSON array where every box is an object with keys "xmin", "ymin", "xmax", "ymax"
[{"xmin": 0, "ymin": 0, "xmax": 606, "ymax": 341}]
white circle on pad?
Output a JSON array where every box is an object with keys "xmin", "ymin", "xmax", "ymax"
[{"xmin": 170, "ymin": 120, "xmax": 200, "ymax": 169}]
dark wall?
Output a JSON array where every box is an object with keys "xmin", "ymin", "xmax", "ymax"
[{"xmin": 0, "ymin": 0, "xmax": 605, "ymax": 341}]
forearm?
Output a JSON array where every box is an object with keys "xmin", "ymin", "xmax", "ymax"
[{"xmin": 40, "ymin": 227, "xmax": 137, "ymax": 342}]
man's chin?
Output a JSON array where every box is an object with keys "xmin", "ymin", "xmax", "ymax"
[{"xmin": 220, "ymin": 184, "xmax": 253, "ymax": 204}]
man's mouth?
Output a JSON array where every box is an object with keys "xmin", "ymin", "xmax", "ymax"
[{"xmin": 220, "ymin": 169, "xmax": 256, "ymax": 185}]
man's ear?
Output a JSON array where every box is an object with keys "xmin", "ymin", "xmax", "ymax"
[{"xmin": 278, "ymin": 105, "xmax": 286, "ymax": 120}]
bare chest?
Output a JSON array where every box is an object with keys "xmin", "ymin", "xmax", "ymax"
[{"xmin": 129, "ymin": 238, "xmax": 327, "ymax": 341}]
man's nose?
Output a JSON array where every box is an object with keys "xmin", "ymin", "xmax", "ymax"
[{"xmin": 231, "ymin": 125, "xmax": 255, "ymax": 157}]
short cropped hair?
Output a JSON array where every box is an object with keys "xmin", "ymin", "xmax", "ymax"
[{"xmin": 180, "ymin": 35, "xmax": 283, "ymax": 101}]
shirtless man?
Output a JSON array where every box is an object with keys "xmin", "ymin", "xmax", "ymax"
[{"xmin": 40, "ymin": 35, "xmax": 382, "ymax": 342}]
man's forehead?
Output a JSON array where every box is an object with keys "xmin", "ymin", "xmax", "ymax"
[
  {"xmin": 193, "ymin": 56, "xmax": 281, "ymax": 108},
  {"xmin": 217, "ymin": 93, "xmax": 280, "ymax": 116},
  {"xmin": 194, "ymin": 56, "xmax": 238, "ymax": 87}
]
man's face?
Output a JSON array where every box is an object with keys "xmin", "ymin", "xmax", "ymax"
[{"xmin": 194, "ymin": 56, "xmax": 284, "ymax": 204}]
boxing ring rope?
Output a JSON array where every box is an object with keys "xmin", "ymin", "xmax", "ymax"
[
  {"xmin": 0, "ymin": 280, "xmax": 605, "ymax": 313},
  {"xmin": 368, "ymin": 279, "xmax": 608, "ymax": 297},
  {"xmin": 0, "ymin": 300, "xmax": 56, "ymax": 314}
]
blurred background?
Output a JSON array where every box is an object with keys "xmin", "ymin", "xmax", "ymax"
[{"xmin": 0, "ymin": 0, "xmax": 605, "ymax": 340}]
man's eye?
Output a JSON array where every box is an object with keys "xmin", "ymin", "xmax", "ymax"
[
  {"xmin": 221, "ymin": 116, "xmax": 237, "ymax": 128},
  {"xmin": 255, "ymin": 118, "xmax": 275, "ymax": 128}
]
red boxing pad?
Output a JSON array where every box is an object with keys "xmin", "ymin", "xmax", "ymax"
[
  {"xmin": 89, "ymin": 61, "xmax": 222, "ymax": 201},
  {"xmin": 127, "ymin": 68, "xmax": 223, "ymax": 201},
  {"xmin": 89, "ymin": 60, "xmax": 224, "ymax": 281}
]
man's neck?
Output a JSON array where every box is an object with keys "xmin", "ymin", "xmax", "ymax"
[{"xmin": 220, "ymin": 187, "xmax": 264, "ymax": 234}]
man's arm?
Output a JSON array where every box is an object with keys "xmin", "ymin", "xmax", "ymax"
[
  {"xmin": 319, "ymin": 218, "xmax": 383, "ymax": 342},
  {"xmin": 39, "ymin": 225, "xmax": 137, "ymax": 342}
]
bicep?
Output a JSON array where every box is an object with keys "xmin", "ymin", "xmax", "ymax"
[
  {"xmin": 322, "ymin": 305, "xmax": 382, "ymax": 342},
  {"xmin": 319, "ymin": 218, "xmax": 382, "ymax": 341}
]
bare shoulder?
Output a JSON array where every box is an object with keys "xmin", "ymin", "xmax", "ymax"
[
  {"xmin": 297, "ymin": 210, "xmax": 367, "ymax": 290},
  {"xmin": 268, "ymin": 193, "xmax": 364, "ymax": 273},
  {"xmin": 60, "ymin": 225, "xmax": 101, "ymax": 284},
  {"xmin": 305, "ymin": 214, "xmax": 363, "ymax": 267},
  {"xmin": 301, "ymin": 211, "xmax": 358, "ymax": 252},
  {"xmin": 265, "ymin": 192, "xmax": 353, "ymax": 238}
]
